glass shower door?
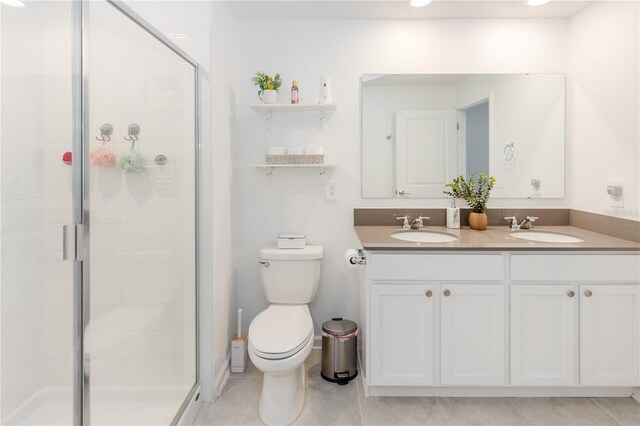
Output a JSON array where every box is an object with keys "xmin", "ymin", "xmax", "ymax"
[
  {"xmin": 1, "ymin": 1, "xmax": 77, "ymax": 424},
  {"xmin": 84, "ymin": 1, "xmax": 197, "ymax": 424}
]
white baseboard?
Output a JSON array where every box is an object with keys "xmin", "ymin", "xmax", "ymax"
[
  {"xmin": 632, "ymin": 387, "xmax": 640, "ymax": 402},
  {"xmin": 313, "ymin": 335, "xmax": 322, "ymax": 349},
  {"xmin": 214, "ymin": 353, "xmax": 231, "ymax": 399},
  {"xmin": 368, "ymin": 386, "xmax": 634, "ymax": 398}
]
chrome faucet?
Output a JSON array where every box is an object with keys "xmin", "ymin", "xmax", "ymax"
[
  {"xmin": 396, "ymin": 216, "xmax": 410, "ymax": 230},
  {"xmin": 505, "ymin": 215, "xmax": 539, "ymax": 230},
  {"xmin": 411, "ymin": 216, "xmax": 430, "ymax": 229}
]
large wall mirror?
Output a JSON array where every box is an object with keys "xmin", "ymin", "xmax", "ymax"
[{"xmin": 361, "ymin": 74, "xmax": 565, "ymax": 199}]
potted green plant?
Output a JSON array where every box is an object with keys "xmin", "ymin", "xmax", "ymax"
[
  {"xmin": 444, "ymin": 174, "xmax": 496, "ymax": 230},
  {"xmin": 251, "ymin": 71, "xmax": 282, "ymax": 104}
]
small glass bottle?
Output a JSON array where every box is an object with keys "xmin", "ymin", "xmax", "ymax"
[{"xmin": 291, "ymin": 80, "xmax": 299, "ymax": 104}]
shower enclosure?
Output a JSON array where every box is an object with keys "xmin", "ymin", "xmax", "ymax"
[{"xmin": 1, "ymin": 0, "xmax": 199, "ymax": 424}]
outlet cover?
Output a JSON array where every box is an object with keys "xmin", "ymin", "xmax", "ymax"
[{"xmin": 326, "ymin": 180, "xmax": 338, "ymax": 200}]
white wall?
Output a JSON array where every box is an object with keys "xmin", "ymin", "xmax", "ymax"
[
  {"xmin": 235, "ymin": 18, "xmax": 570, "ymax": 335},
  {"xmin": 209, "ymin": 1, "xmax": 238, "ymax": 399},
  {"xmin": 568, "ymin": 1, "xmax": 640, "ymax": 221},
  {"xmin": 456, "ymin": 74, "xmax": 565, "ymax": 198}
]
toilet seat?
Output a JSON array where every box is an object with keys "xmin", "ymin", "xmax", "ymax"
[{"xmin": 249, "ymin": 305, "xmax": 313, "ymax": 360}]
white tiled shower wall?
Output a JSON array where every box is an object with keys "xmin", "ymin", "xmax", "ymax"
[{"xmin": 79, "ymin": 1, "xmax": 197, "ymax": 388}]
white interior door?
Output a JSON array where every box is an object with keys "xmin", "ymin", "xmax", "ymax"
[
  {"xmin": 510, "ymin": 285, "xmax": 576, "ymax": 386},
  {"xmin": 370, "ymin": 284, "xmax": 435, "ymax": 386},
  {"xmin": 580, "ymin": 284, "xmax": 639, "ymax": 386},
  {"xmin": 440, "ymin": 284, "xmax": 505, "ymax": 385},
  {"xmin": 396, "ymin": 110, "xmax": 458, "ymax": 198}
]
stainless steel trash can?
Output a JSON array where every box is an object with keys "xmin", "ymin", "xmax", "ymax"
[{"xmin": 321, "ymin": 318, "xmax": 358, "ymax": 385}]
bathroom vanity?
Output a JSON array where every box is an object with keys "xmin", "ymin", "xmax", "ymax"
[{"xmin": 354, "ymin": 225, "xmax": 640, "ymax": 397}]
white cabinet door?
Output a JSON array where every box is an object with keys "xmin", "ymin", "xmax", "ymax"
[
  {"xmin": 370, "ymin": 284, "xmax": 435, "ymax": 386},
  {"xmin": 510, "ymin": 285, "xmax": 576, "ymax": 386},
  {"xmin": 580, "ymin": 284, "xmax": 639, "ymax": 386},
  {"xmin": 395, "ymin": 109, "xmax": 458, "ymax": 198},
  {"xmin": 441, "ymin": 284, "xmax": 505, "ymax": 385}
]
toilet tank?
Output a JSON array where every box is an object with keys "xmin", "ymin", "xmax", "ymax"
[{"xmin": 258, "ymin": 246, "xmax": 323, "ymax": 304}]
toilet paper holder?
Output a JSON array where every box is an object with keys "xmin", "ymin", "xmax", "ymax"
[{"xmin": 349, "ymin": 249, "xmax": 366, "ymax": 266}]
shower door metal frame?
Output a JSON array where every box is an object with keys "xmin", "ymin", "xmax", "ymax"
[{"xmin": 72, "ymin": 1, "xmax": 201, "ymax": 424}]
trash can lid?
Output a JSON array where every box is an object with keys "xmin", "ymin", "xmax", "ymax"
[{"xmin": 322, "ymin": 318, "xmax": 357, "ymax": 335}]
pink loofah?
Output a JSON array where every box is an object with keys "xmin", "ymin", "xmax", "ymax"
[{"xmin": 90, "ymin": 146, "xmax": 117, "ymax": 168}]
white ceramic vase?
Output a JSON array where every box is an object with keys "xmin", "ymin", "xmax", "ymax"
[{"xmin": 260, "ymin": 89, "xmax": 277, "ymax": 104}]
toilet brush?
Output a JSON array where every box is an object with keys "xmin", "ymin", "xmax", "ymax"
[{"xmin": 231, "ymin": 308, "xmax": 248, "ymax": 373}]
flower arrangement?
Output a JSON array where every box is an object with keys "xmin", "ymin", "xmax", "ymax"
[
  {"xmin": 251, "ymin": 71, "xmax": 282, "ymax": 93},
  {"xmin": 444, "ymin": 174, "xmax": 496, "ymax": 213}
]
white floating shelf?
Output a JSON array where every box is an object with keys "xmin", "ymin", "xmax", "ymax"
[
  {"xmin": 252, "ymin": 164, "xmax": 335, "ymax": 169},
  {"xmin": 249, "ymin": 103, "xmax": 337, "ymax": 113},
  {"xmin": 252, "ymin": 163, "xmax": 336, "ymax": 181}
]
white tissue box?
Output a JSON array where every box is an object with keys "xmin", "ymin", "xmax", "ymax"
[{"xmin": 278, "ymin": 234, "xmax": 306, "ymax": 249}]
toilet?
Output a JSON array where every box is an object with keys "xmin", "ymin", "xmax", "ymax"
[{"xmin": 248, "ymin": 245, "xmax": 323, "ymax": 426}]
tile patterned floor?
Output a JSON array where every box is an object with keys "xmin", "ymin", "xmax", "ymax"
[{"xmin": 192, "ymin": 350, "xmax": 640, "ymax": 426}]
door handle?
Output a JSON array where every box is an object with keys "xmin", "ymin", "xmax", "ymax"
[
  {"xmin": 396, "ymin": 190, "xmax": 410, "ymax": 196},
  {"xmin": 62, "ymin": 224, "xmax": 75, "ymax": 261},
  {"xmin": 62, "ymin": 224, "xmax": 82, "ymax": 261},
  {"xmin": 258, "ymin": 261, "xmax": 270, "ymax": 267}
]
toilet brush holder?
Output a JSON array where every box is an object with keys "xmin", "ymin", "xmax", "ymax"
[
  {"xmin": 231, "ymin": 334, "xmax": 248, "ymax": 373},
  {"xmin": 231, "ymin": 308, "xmax": 247, "ymax": 373}
]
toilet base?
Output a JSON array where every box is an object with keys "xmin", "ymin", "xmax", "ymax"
[{"xmin": 258, "ymin": 363, "xmax": 306, "ymax": 426}]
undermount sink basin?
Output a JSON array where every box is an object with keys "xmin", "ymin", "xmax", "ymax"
[
  {"xmin": 391, "ymin": 231, "xmax": 458, "ymax": 243},
  {"xmin": 510, "ymin": 231, "xmax": 584, "ymax": 244}
]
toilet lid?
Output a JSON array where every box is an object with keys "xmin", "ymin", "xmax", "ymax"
[{"xmin": 249, "ymin": 305, "xmax": 313, "ymax": 360}]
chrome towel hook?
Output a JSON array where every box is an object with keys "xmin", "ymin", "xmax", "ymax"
[
  {"xmin": 124, "ymin": 123, "xmax": 140, "ymax": 142},
  {"xmin": 124, "ymin": 123, "xmax": 140, "ymax": 149},
  {"xmin": 95, "ymin": 123, "xmax": 113, "ymax": 143}
]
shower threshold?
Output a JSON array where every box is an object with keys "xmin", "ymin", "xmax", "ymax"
[{"xmin": 5, "ymin": 386, "xmax": 193, "ymax": 425}]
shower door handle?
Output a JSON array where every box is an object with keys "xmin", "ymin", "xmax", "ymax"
[{"xmin": 62, "ymin": 224, "xmax": 82, "ymax": 261}]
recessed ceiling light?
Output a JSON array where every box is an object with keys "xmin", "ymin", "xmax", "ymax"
[
  {"xmin": 410, "ymin": 0, "xmax": 433, "ymax": 7},
  {"xmin": 528, "ymin": 0, "xmax": 551, "ymax": 6},
  {"xmin": 1, "ymin": 0, "xmax": 26, "ymax": 6}
]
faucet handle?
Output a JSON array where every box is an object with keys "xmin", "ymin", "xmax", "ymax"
[
  {"xmin": 526, "ymin": 216, "xmax": 539, "ymax": 221},
  {"xmin": 396, "ymin": 215, "xmax": 410, "ymax": 229},
  {"xmin": 504, "ymin": 216, "xmax": 518, "ymax": 229},
  {"xmin": 412, "ymin": 216, "xmax": 430, "ymax": 229}
]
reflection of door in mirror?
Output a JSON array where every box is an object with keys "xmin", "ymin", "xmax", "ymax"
[
  {"xmin": 396, "ymin": 110, "xmax": 457, "ymax": 198},
  {"xmin": 458, "ymin": 100, "xmax": 490, "ymax": 179}
]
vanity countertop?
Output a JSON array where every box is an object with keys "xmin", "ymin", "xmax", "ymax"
[{"xmin": 354, "ymin": 225, "xmax": 640, "ymax": 251}]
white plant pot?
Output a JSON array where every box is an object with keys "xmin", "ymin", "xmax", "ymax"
[{"xmin": 260, "ymin": 89, "xmax": 277, "ymax": 104}]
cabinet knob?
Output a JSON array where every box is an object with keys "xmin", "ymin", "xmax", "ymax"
[
  {"xmin": 443, "ymin": 289, "xmax": 451, "ymax": 297},
  {"xmin": 425, "ymin": 290, "xmax": 433, "ymax": 297},
  {"xmin": 567, "ymin": 290, "xmax": 575, "ymax": 298},
  {"xmin": 584, "ymin": 290, "xmax": 593, "ymax": 297}
]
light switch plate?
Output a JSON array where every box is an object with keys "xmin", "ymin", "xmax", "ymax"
[{"xmin": 326, "ymin": 180, "xmax": 338, "ymax": 200}]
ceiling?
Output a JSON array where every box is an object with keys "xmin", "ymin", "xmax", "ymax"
[{"xmin": 226, "ymin": 0, "xmax": 595, "ymax": 20}]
